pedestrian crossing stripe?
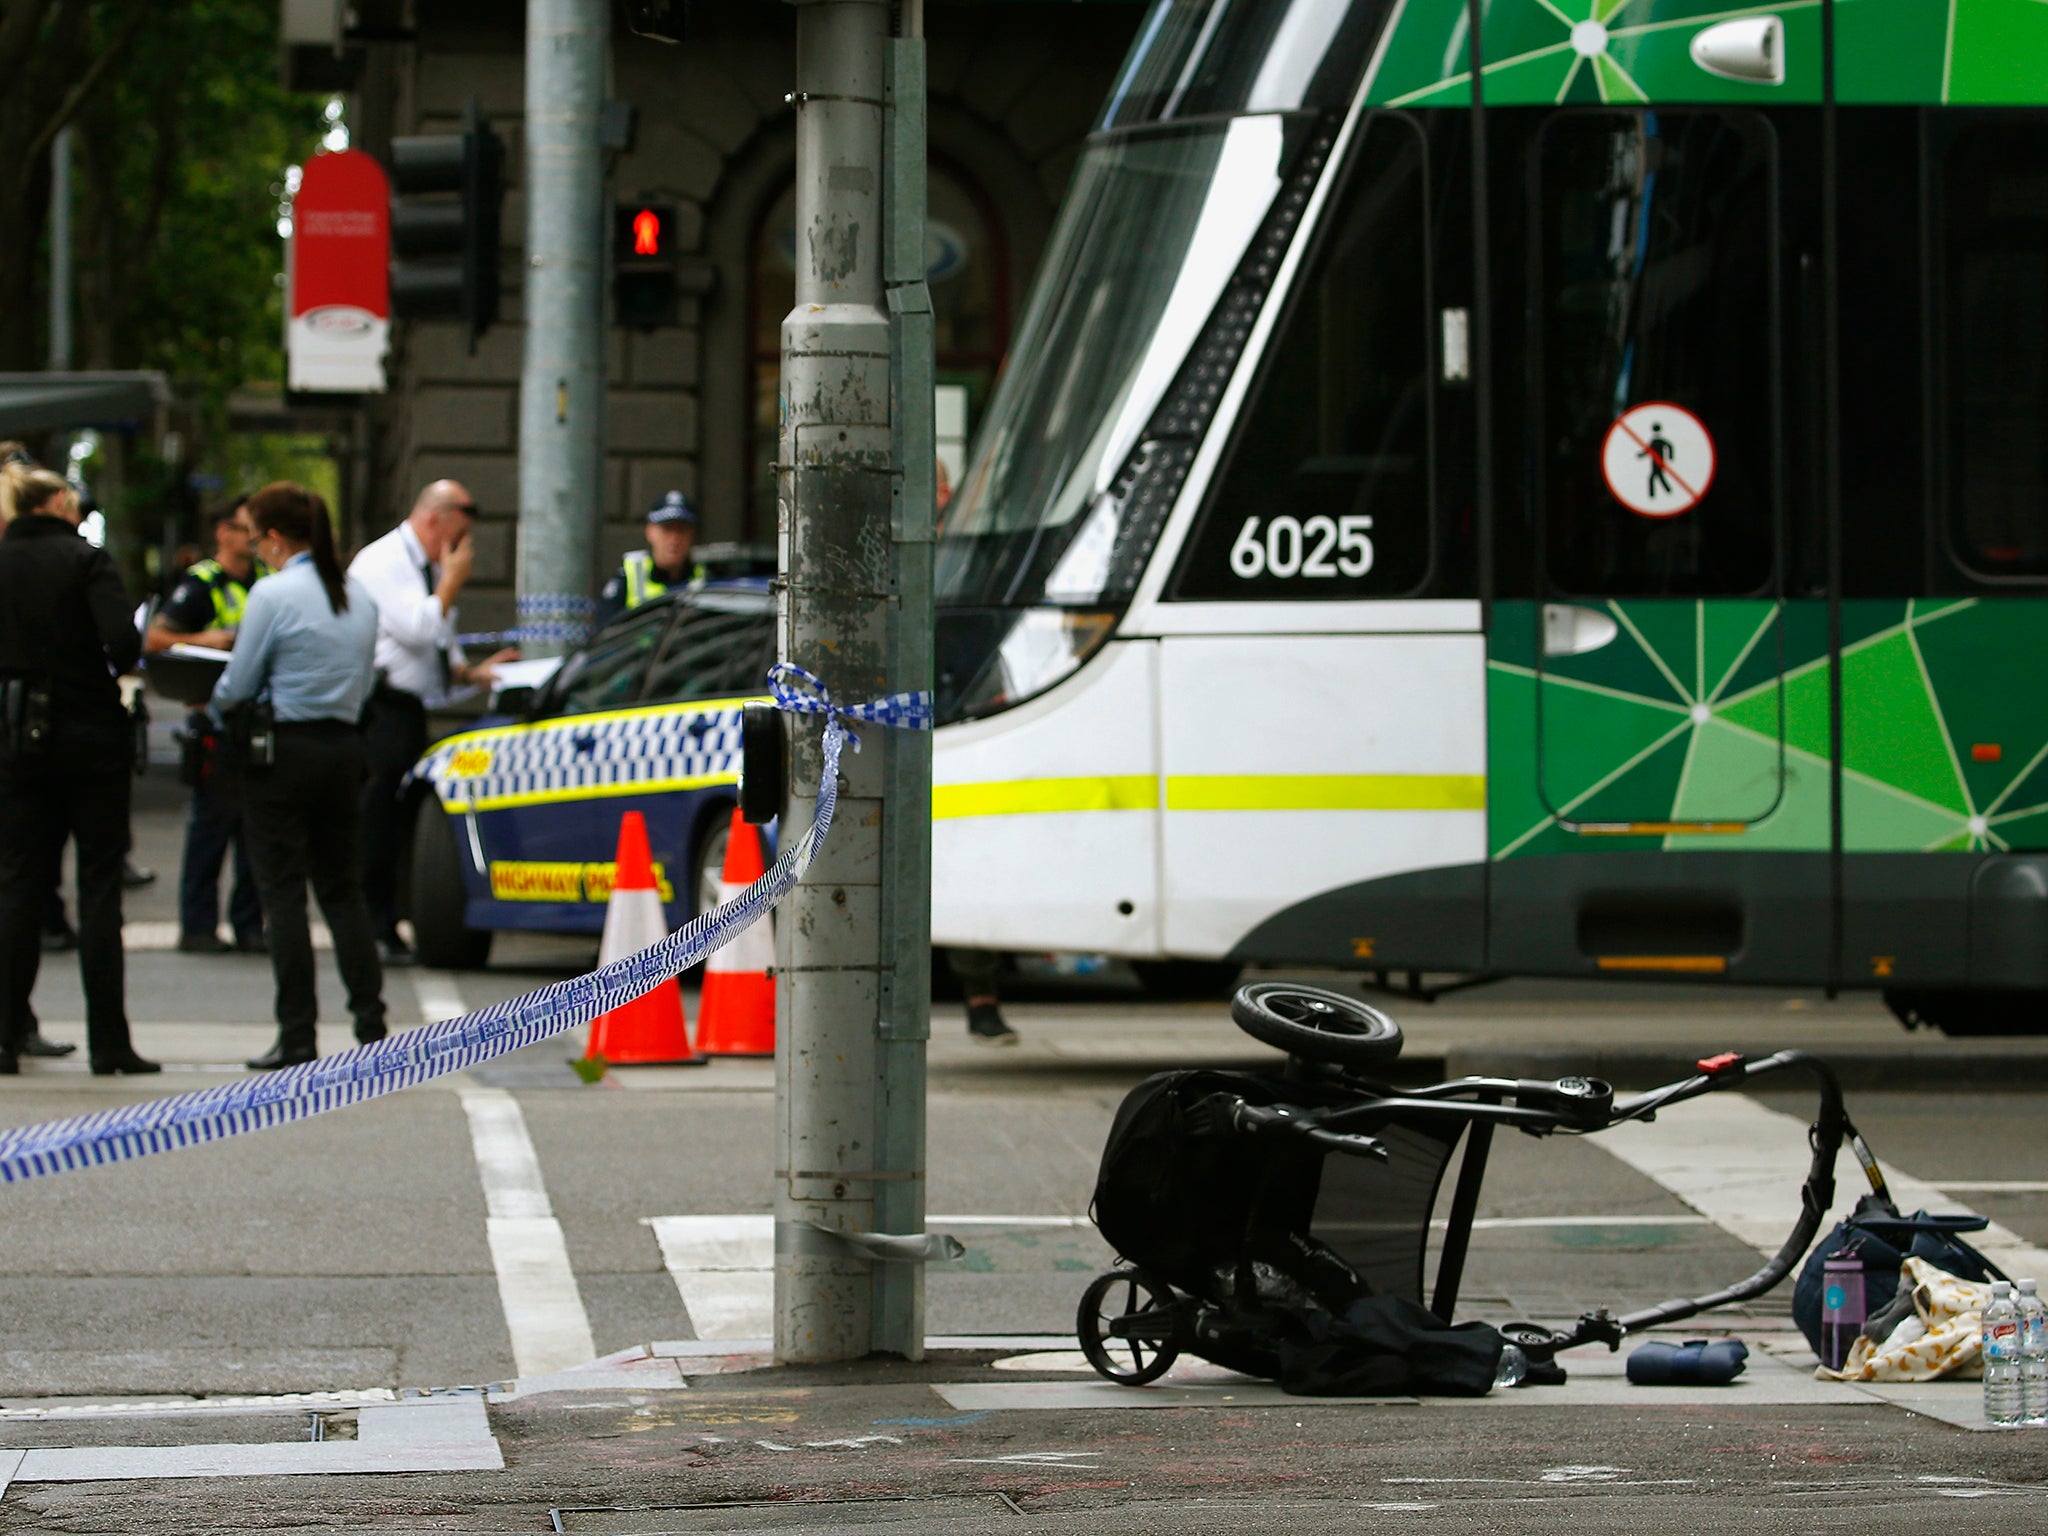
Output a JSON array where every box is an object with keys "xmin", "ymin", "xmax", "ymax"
[{"xmin": 414, "ymin": 697, "xmax": 758, "ymax": 813}]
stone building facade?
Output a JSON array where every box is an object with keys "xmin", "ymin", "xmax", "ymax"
[{"xmin": 342, "ymin": 0, "xmax": 1140, "ymax": 640}]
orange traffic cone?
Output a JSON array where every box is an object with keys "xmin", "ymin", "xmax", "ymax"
[
  {"xmin": 585, "ymin": 811, "xmax": 706, "ymax": 1067},
  {"xmin": 694, "ymin": 807, "xmax": 776, "ymax": 1056}
]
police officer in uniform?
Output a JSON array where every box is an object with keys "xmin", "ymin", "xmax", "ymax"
[
  {"xmin": 0, "ymin": 468, "xmax": 158, "ymax": 1076},
  {"xmin": 595, "ymin": 491, "xmax": 702, "ymax": 627},
  {"xmin": 145, "ymin": 498, "xmax": 266, "ymax": 954}
]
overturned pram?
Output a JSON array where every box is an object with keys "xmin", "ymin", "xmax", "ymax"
[{"xmin": 1078, "ymin": 983, "xmax": 1892, "ymax": 1395}]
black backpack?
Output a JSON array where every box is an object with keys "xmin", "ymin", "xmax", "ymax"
[{"xmin": 1792, "ymin": 1192, "xmax": 2008, "ymax": 1354}]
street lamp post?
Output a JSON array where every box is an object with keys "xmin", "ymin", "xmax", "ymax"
[
  {"xmin": 774, "ymin": 0, "xmax": 935, "ymax": 1363},
  {"xmin": 516, "ymin": 0, "xmax": 607, "ymax": 655}
]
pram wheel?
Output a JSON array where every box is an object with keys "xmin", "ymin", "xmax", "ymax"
[
  {"xmin": 1078, "ymin": 1267, "xmax": 1182, "ymax": 1385},
  {"xmin": 1231, "ymin": 982, "xmax": 1403, "ymax": 1068}
]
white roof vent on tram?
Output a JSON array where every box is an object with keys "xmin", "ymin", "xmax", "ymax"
[{"xmin": 1690, "ymin": 16, "xmax": 1785, "ymax": 86}]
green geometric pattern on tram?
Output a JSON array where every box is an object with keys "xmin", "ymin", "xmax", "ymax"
[
  {"xmin": 1488, "ymin": 598, "xmax": 2048, "ymax": 859},
  {"xmin": 1366, "ymin": 0, "xmax": 2048, "ymax": 108}
]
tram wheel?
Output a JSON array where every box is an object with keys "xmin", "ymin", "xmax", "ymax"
[
  {"xmin": 1077, "ymin": 1268, "xmax": 1182, "ymax": 1386},
  {"xmin": 1230, "ymin": 982, "xmax": 1403, "ymax": 1067}
]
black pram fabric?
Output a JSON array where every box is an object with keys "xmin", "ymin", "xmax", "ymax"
[{"xmin": 1093, "ymin": 1070, "xmax": 1503, "ymax": 1397}]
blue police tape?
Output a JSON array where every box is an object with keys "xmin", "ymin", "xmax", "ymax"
[
  {"xmin": 0, "ymin": 673, "xmax": 931, "ymax": 1185},
  {"xmin": 768, "ymin": 662, "xmax": 935, "ymax": 745}
]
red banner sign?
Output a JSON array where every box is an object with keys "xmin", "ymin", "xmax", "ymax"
[{"xmin": 288, "ymin": 149, "xmax": 391, "ymax": 393}]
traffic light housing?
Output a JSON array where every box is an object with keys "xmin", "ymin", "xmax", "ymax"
[
  {"xmin": 388, "ymin": 97, "xmax": 503, "ymax": 346},
  {"xmin": 624, "ymin": 0, "xmax": 688, "ymax": 42},
  {"xmin": 615, "ymin": 203, "xmax": 680, "ymax": 330}
]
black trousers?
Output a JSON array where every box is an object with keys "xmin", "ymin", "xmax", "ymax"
[
  {"xmin": 359, "ymin": 689, "xmax": 427, "ymax": 939},
  {"xmin": 179, "ymin": 770, "xmax": 262, "ymax": 942},
  {"xmin": 240, "ymin": 722, "xmax": 386, "ymax": 1053},
  {"xmin": 0, "ymin": 727, "xmax": 134, "ymax": 1060}
]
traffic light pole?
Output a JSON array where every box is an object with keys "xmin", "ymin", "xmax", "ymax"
[
  {"xmin": 516, "ymin": 0, "xmax": 607, "ymax": 656},
  {"xmin": 774, "ymin": 0, "xmax": 934, "ymax": 1363}
]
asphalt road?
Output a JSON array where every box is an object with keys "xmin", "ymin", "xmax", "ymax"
[{"xmin": 2, "ymin": 776, "xmax": 2045, "ymax": 1529}]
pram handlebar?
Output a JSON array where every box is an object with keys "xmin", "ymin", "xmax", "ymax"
[
  {"xmin": 1205, "ymin": 1095, "xmax": 1392, "ymax": 1163},
  {"xmin": 1312, "ymin": 1047, "xmax": 1869, "ymax": 1352},
  {"xmin": 1606, "ymin": 1048, "xmax": 1850, "ymax": 1338}
]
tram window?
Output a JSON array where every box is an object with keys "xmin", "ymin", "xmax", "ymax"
[
  {"xmin": 1941, "ymin": 123, "xmax": 2048, "ymax": 581},
  {"xmin": 1169, "ymin": 115, "xmax": 1432, "ymax": 602},
  {"xmin": 1535, "ymin": 111, "xmax": 1777, "ymax": 598}
]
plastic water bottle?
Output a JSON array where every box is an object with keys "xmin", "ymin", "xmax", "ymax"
[
  {"xmin": 1821, "ymin": 1250, "xmax": 1867, "ymax": 1371},
  {"xmin": 2018, "ymin": 1278, "xmax": 2048, "ymax": 1428},
  {"xmin": 1983, "ymin": 1280, "xmax": 2025, "ymax": 1427},
  {"xmin": 1493, "ymin": 1342, "xmax": 1528, "ymax": 1389}
]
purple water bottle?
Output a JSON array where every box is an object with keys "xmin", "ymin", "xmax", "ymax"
[{"xmin": 1821, "ymin": 1249, "xmax": 1867, "ymax": 1370}]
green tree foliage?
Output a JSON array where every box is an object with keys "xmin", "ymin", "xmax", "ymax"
[{"xmin": 71, "ymin": 1, "xmax": 327, "ymax": 439}]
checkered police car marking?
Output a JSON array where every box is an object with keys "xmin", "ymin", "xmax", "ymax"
[{"xmin": 414, "ymin": 696, "xmax": 756, "ymax": 814}]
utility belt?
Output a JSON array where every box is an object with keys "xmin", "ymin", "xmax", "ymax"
[
  {"xmin": 0, "ymin": 676, "xmax": 53, "ymax": 763},
  {"xmin": 217, "ymin": 699, "xmax": 278, "ymax": 776}
]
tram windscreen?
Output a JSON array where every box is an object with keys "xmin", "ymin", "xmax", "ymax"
[
  {"xmin": 936, "ymin": 118, "xmax": 1286, "ymax": 716},
  {"xmin": 1099, "ymin": 0, "xmax": 1388, "ymax": 128}
]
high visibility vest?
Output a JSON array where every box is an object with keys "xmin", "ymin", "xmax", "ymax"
[
  {"xmin": 186, "ymin": 559, "xmax": 256, "ymax": 631},
  {"xmin": 620, "ymin": 550, "xmax": 703, "ymax": 610}
]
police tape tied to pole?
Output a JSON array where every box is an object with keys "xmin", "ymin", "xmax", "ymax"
[{"xmin": 0, "ymin": 665, "xmax": 933, "ymax": 1185}]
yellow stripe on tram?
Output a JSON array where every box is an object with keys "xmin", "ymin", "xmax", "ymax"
[
  {"xmin": 932, "ymin": 776, "xmax": 1159, "ymax": 820},
  {"xmin": 1166, "ymin": 773, "xmax": 1487, "ymax": 813},
  {"xmin": 930, "ymin": 773, "xmax": 1486, "ymax": 819}
]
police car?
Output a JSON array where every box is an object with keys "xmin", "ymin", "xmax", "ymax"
[{"xmin": 405, "ymin": 581, "xmax": 775, "ymax": 968}]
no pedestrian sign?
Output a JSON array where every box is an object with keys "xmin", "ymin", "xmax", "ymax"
[{"xmin": 1601, "ymin": 402, "xmax": 1714, "ymax": 519}]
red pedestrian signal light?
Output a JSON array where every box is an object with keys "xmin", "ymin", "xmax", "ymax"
[
  {"xmin": 632, "ymin": 208, "xmax": 662, "ymax": 257},
  {"xmin": 614, "ymin": 203, "xmax": 680, "ymax": 330}
]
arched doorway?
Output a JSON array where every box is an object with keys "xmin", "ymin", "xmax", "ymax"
[{"xmin": 747, "ymin": 159, "xmax": 1011, "ymax": 532}]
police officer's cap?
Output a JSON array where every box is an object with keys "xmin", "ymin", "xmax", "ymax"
[{"xmin": 647, "ymin": 491, "xmax": 697, "ymax": 526}]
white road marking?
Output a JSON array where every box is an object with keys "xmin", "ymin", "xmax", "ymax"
[
  {"xmin": 412, "ymin": 970, "xmax": 471, "ymax": 1023},
  {"xmin": 1451, "ymin": 1214, "xmax": 1710, "ymax": 1231},
  {"xmin": 1594, "ymin": 1094, "xmax": 2048, "ymax": 1278},
  {"xmin": 643, "ymin": 1214, "xmax": 1107, "ymax": 1342},
  {"xmin": 460, "ymin": 1085, "xmax": 597, "ymax": 1377},
  {"xmin": 7, "ymin": 1399, "xmax": 500, "ymax": 1482},
  {"xmin": 644, "ymin": 1215, "xmax": 774, "ymax": 1341}
]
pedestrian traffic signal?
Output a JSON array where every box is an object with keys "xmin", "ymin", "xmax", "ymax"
[
  {"xmin": 388, "ymin": 97, "xmax": 504, "ymax": 347},
  {"xmin": 615, "ymin": 204, "xmax": 679, "ymax": 330}
]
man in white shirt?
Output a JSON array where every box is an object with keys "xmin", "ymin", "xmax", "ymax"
[{"xmin": 348, "ymin": 480, "xmax": 515, "ymax": 964}]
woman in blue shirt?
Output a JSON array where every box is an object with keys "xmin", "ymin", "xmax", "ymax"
[{"xmin": 211, "ymin": 483, "xmax": 386, "ymax": 1070}]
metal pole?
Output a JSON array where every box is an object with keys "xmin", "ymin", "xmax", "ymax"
[
  {"xmin": 775, "ymin": 0, "xmax": 933, "ymax": 1364},
  {"xmin": 49, "ymin": 126, "xmax": 73, "ymax": 370},
  {"xmin": 516, "ymin": 0, "xmax": 607, "ymax": 656}
]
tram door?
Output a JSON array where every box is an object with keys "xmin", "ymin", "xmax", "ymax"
[
  {"xmin": 1478, "ymin": 102, "xmax": 1836, "ymax": 980},
  {"xmin": 1519, "ymin": 108, "xmax": 1792, "ymax": 843}
]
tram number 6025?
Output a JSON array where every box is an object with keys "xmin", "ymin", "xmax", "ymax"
[{"xmin": 1228, "ymin": 514, "xmax": 1373, "ymax": 580}]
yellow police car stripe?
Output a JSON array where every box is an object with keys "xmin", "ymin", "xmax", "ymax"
[
  {"xmin": 930, "ymin": 773, "xmax": 1486, "ymax": 819},
  {"xmin": 932, "ymin": 776, "xmax": 1159, "ymax": 819},
  {"xmin": 442, "ymin": 769, "xmax": 738, "ymax": 814},
  {"xmin": 1165, "ymin": 773, "xmax": 1487, "ymax": 812}
]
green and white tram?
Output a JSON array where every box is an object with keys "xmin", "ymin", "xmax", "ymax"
[{"xmin": 927, "ymin": 0, "xmax": 2048, "ymax": 1032}]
